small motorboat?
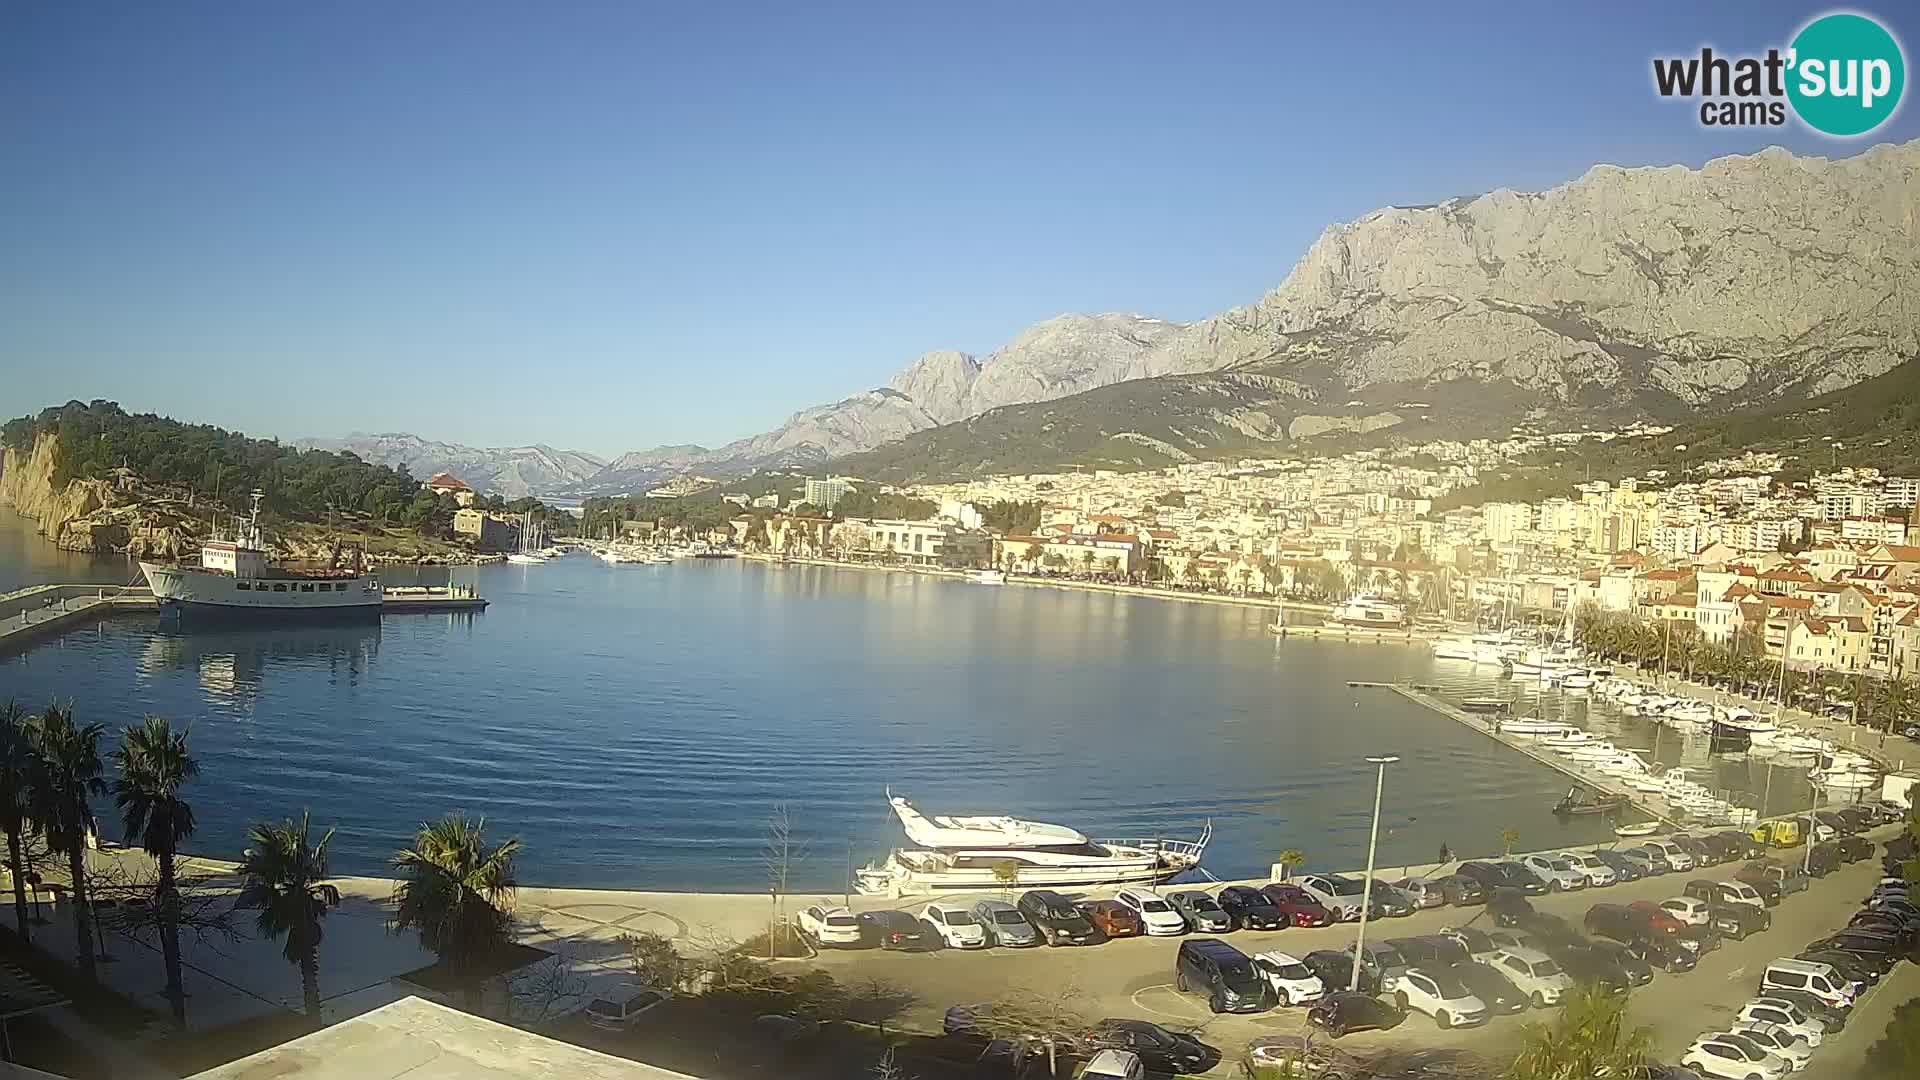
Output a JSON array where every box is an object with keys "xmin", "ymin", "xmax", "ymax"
[
  {"xmin": 1614, "ymin": 822, "xmax": 1661, "ymax": 837},
  {"xmin": 1460, "ymin": 699, "xmax": 1512, "ymax": 714},
  {"xmin": 1553, "ymin": 787, "xmax": 1629, "ymax": 816}
]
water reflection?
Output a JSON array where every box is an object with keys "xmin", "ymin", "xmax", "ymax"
[{"xmin": 137, "ymin": 620, "xmax": 381, "ymax": 703}]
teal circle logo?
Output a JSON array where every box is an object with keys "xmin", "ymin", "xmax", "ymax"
[{"xmin": 1788, "ymin": 13, "xmax": 1905, "ymax": 136}]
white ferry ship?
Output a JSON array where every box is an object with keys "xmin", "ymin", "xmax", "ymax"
[
  {"xmin": 853, "ymin": 793, "xmax": 1209, "ymax": 897},
  {"xmin": 139, "ymin": 491, "xmax": 382, "ymax": 615}
]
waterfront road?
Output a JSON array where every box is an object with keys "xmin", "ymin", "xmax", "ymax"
[{"xmin": 799, "ymin": 831, "xmax": 1906, "ymax": 1074}]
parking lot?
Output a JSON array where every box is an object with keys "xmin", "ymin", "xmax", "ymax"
[{"xmin": 796, "ymin": 827, "xmax": 1911, "ymax": 1074}]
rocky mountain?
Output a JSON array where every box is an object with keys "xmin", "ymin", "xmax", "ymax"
[
  {"xmin": 842, "ymin": 140, "xmax": 1920, "ymax": 482},
  {"xmin": 570, "ymin": 312, "xmax": 1182, "ymax": 493},
  {"xmin": 301, "ymin": 433, "xmax": 606, "ymax": 498}
]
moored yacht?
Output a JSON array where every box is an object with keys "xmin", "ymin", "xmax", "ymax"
[
  {"xmin": 853, "ymin": 794, "xmax": 1210, "ymax": 897},
  {"xmin": 1329, "ymin": 594, "xmax": 1405, "ymax": 628}
]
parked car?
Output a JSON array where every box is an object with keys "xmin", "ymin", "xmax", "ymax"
[
  {"xmin": 1724, "ymin": 1025, "xmax": 1813, "ymax": 1071},
  {"xmin": 1432, "ymin": 873, "xmax": 1487, "ymax": 905},
  {"xmin": 860, "ymin": 909, "xmax": 939, "ymax": 951},
  {"xmin": 1451, "ymin": 959, "xmax": 1528, "ymax": 1015},
  {"xmin": 1382, "ymin": 966, "xmax": 1489, "ymax": 1029},
  {"xmin": 1758, "ymin": 959, "xmax": 1857, "ymax": 1010},
  {"xmin": 1549, "ymin": 941, "xmax": 1638, "ymax": 991},
  {"xmin": 1710, "ymin": 900, "xmax": 1771, "ymax": 941},
  {"xmin": 1805, "ymin": 843, "xmax": 1844, "ymax": 878},
  {"xmin": 1164, "ymin": 889, "xmax": 1232, "ymax": 934},
  {"xmin": 1297, "ymin": 874, "xmax": 1372, "ymax": 921},
  {"xmin": 1252, "ymin": 951, "xmax": 1328, "ymax": 1006},
  {"xmin": 1081, "ymin": 1049, "xmax": 1147, "ymax": 1080},
  {"xmin": 1616, "ymin": 846, "xmax": 1664, "ymax": 877},
  {"xmin": 1712, "ymin": 829, "xmax": 1768, "ymax": 861},
  {"xmin": 1082, "ymin": 1019, "xmax": 1211, "ymax": 1075},
  {"xmin": 1487, "ymin": 887, "xmax": 1536, "ymax": 927},
  {"xmin": 1243, "ymin": 1036, "xmax": 1361, "ymax": 1079},
  {"xmin": 1806, "ymin": 931, "xmax": 1900, "ymax": 972},
  {"xmin": 1217, "ymin": 885, "xmax": 1287, "ymax": 930},
  {"xmin": 796, "ymin": 904, "xmax": 864, "ymax": 947},
  {"xmin": 584, "ymin": 984, "xmax": 670, "ymax": 1029},
  {"xmin": 1625, "ymin": 927, "xmax": 1699, "ymax": 973},
  {"xmin": 1490, "ymin": 860, "xmax": 1550, "ymax": 895},
  {"xmin": 1689, "ymin": 1022, "xmax": 1789, "ymax": 1076},
  {"xmin": 1369, "ymin": 885, "xmax": 1418, "ymax": 918},
  {"xmin": 1680, "ymin": 1034, "xmax": 1792, "ymax": 1080},
  {"xmin": 1835, "ymin": 835, "xmax": 1874, "ymax": 863},
  {"xmin": 1389, "ymin": 876, "xmax": 1450, "ymax": 909},
  {"xmin": 1519, "ymin": 853, "xmax": 1588, "ymax": 892},
  {"xmin": 1488, "ymin": 947, "xmax": 1573, "ymax": 1007},
  {"xmin": 1811, "ymin": 809, "xmax": 1855, "ymax": 836},
  {"xmin": 1684, "ymin": 879, "xmax": 1768, "ymax": 914},
  {"xmin": 1735, "ymin": 1000, "xmax": 1826, "ymax": 1046},
  {"xmin": 1306, "ymin": 991, "xmax": 1406, "ymax": 1039},
  {"xmin": 1345, "ymin": 940, "xmax": 1412, "ymax": 984},
  {"xmin": 1656, "ymin": 896, "xmax": 1712, "ymax": 928},
  {"xmin": 1740, "ymin": 860, "xmax": 1809, "ymax": 897},
  {"xmin": 1259, "ymin": 884, "xmax": 1335, "ymax": 927},
  {"xmin": 1669, "ymin": 835, "xmax": 1720, "ymax": 869},
  {"xmin": 1556, "ymin": 850, "xmax": 1619, "ymax": 888},
  {"xmin": 1386, "ymin": 935, "xmax": 1468, "ymax": 970},
  {"xmin": 1016, "ymin": 890, "xmax": 1100, "ymax": 946},
  {"xmin": 972, "ymin": 899, "xmax": 1040, "ymax": 948},
  {"xmin": 1301, "ymin": 949, "xmax": 1377, "ymax": 996},
  {"xmin": 919, "ymin": 902, "xmax": 989, "ymax": 949},
  {"xmin": 1114, "ymin": 888, "xmax": 1188, "ymax": 936},
  {"xmin": 1592, "ymin": 849, "xmax": 1649, "ymax": 883},
  {"xmin": 1079, "ymin": 900, "xmax": 1144, "ymax": 940},
  {"xmin": 1437, "ymin": 925, "xmax": 1498, "ymax": 962},
  {"xmin": 1755, "ymin": 989, "xmax": 1849, "ymax": 1032},
  {"xmin": 1174, "ymin": 938, "xmax": 1272, "ymax": 1014},
  {"xmin": 1485, "ymin": 928, "xmax": 1539, "ymax": 954},
  {"xmin": 1639, "ymin": 840, "xmax": 1697, "ymax": 874},
  {"xmin": 1583, "ymin": 902, "xmax": 1648, "ymax": 944},
  {"xmin": 1797, "ymin": 948, "xmax": 1882, "ymax": 988},
  {"xmin": 1689, "ymin": 832, "xmax": 1745, "ymax": 864}
]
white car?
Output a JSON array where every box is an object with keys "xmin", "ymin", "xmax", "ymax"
[
  {"xmin": 1716, "ymin": 881, "xmax": 1768, "ymax": 911},
  {"xmin": 796, "ymin": 904, "xmax": 864, "ymax": 947},
  {"xmin": 917, "ymin": 902, "xmax": 987, "ymax": 949},
  {"xmin": 1682, "ymin": 1034, "xmax": 1791, "ymax": 1080},
  {"xmin": 1518, "ymin": 853, "xmax": 1588, "ymax": 892},
  {"xmin": 1488, "ymin": 947, "xmax": 1573, "ymax": 1007},
  {"xmin": 1383, "ymin": 966, "xmax": 1488, "ymax": 1029},
  {"xmin": 1114, "ymin": 888, "xmax": 1188, "ymax": 936},
  {"xmin": 1557, "ymin": 850, "xmax": 1619, "ymax": 888},
  {"xmin": 584, "ymin": 984, "xmax": 671, "ymax": 1029},
  {"xmin": 1738, "ymin": 1000, "xmax": 1825, "ymax": 1047},
  {"xmin": 1641, "ymin": 840, "xmax": 1696, "ymax": 873},
  {"xmin": 1727, "ymin": 1026, "xmax": 1813, "ymax": 1072},
  {"xmin": 1659, "ymin": 896, "xmax": 1713, "ymax": 927},
  {"xmin": 1296, "ymin": 874, "xmax": 1368, "ymax": 921},
  {"xmin": 1252, "ymin": 951, "xmax": 1327, "ymax": 1006}
]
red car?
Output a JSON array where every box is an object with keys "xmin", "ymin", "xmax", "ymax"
[
  {"xmin": 1260, "ymin": 884, "xmax": 1334, "ymax": 927},
  {"xmin": 1627, "ymin": 900, "xmax": 1686, "ymax": 935},
  {"xmin": 1078, "ymin": 900, "xmax": 1144, "ymax": 939}
]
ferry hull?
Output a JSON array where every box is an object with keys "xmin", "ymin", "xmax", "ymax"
[
  {"xmin": 142, "ymin": 563, "xmax": 382, "ymax": 615},
  {"xmin": 854, "ymin": 856, "xmax": 1192, "ymax": 897}
]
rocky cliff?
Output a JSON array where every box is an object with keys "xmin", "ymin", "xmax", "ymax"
[{"xmin": 0, "ymin": 434, "xmax": 197, "ymax": 556}]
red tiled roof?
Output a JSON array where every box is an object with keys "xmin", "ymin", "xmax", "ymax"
[{"xmin": 427, "ymin": 472, "xmax": 469, "ymax": 490}]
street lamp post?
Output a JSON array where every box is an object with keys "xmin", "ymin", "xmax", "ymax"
[
  {"xmin": 1350, "ymin": 754, "xmax": 1400, "ymax": 992},
  {"xmin": 1805, "ymin": 779, "xmax": 1818, "ymax": 876}
]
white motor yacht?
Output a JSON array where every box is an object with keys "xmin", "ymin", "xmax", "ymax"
[
  {"xmin": 1329, "ymin": 594, "xmax": 1406, "ymax": 628},
  {"xmin": 1431, "ymin": 636, "xmax": 1477, "ymax": 661},
  {"xmin": 853, "ymin": 795, "xmax": 1210, "ymax": 897},
  {"xmin": 1497, "ymin": 719, "xmax": 1578, "ymax": 737}
]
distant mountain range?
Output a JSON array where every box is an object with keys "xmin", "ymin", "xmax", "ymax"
[
  {"xmin": 321, "ymin": 139, "xmax": 1920, "ymax": 493},
  {"xmin": 298, "ymin": 433, "xmax": 606, "ymax": 498}
]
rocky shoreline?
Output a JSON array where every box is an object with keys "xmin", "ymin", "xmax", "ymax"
[{"xmin": 0, "ymin": 433, "xmax": 491, "ymax": 566}]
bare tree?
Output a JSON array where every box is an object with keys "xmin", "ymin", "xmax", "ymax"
[
  {"xmin": 871, "ymin": 1048, "xmax": 904, "ymax": 1080},
  {"xmin": 506, "ymin": 954, "xmax": 587, "ymax": 1026},
  {"xmin": 971, "ymin": 978, "xmax": 1093, "ymax": 1077},
  {"xmin": 90, "ymin": 856, "xmax": 240, "ymax": 957},
  {"xmin": 763, "ymin": 803, "xmax": 807, "ymax": 960}
]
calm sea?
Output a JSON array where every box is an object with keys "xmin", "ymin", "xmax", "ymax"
[{"xmin": 0, "ymin": 512, "xmax": 1800, "ymax": 891}]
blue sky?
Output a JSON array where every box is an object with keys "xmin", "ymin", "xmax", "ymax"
[{"xmin": 3, "ymin": 2, "xmax": 1915, "ymax": 458}]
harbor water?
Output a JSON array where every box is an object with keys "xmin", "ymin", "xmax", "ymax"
[{"xmin": 0, "ymin": 511, "xmax": 1826, "ymax": 891}]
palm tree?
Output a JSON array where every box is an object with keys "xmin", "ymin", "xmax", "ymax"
[
  {"xmin": 390, "ymin": 814, "xmax": 522, "ymax": 1010},
  {"xmin": 1506, "ymin": 983, "xmax": 1651, "ymax": 1079},
  {"xmin": 26, "ymin": 702, "xmax": 106, "ymax": 981},
  {"xmin": 236, "ymin": 813, "xmax": 341, "ymax": 1018},
  {"xmin": 0, "ymin": 700, "xmax": 36, "ymax": 940},
  {"xmin": 1275, "ymin": 849, "xmax": 1306, "ymax": 880},
  {"xmin": 112, "ymin": 715, "xmax": 198, "ymax": 1026}
]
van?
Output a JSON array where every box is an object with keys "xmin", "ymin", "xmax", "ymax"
[
  {"xmin": 1759, "ymin": 958, "xmax": 1856, "ymax": 1010},
  {"xmin": 1174, "ymin": 938, "xmax": 1272, "ymax": 1014},
  {"xmin": 1751, "ymin": 820, "xmax": 1802, "ymax": 848}
]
